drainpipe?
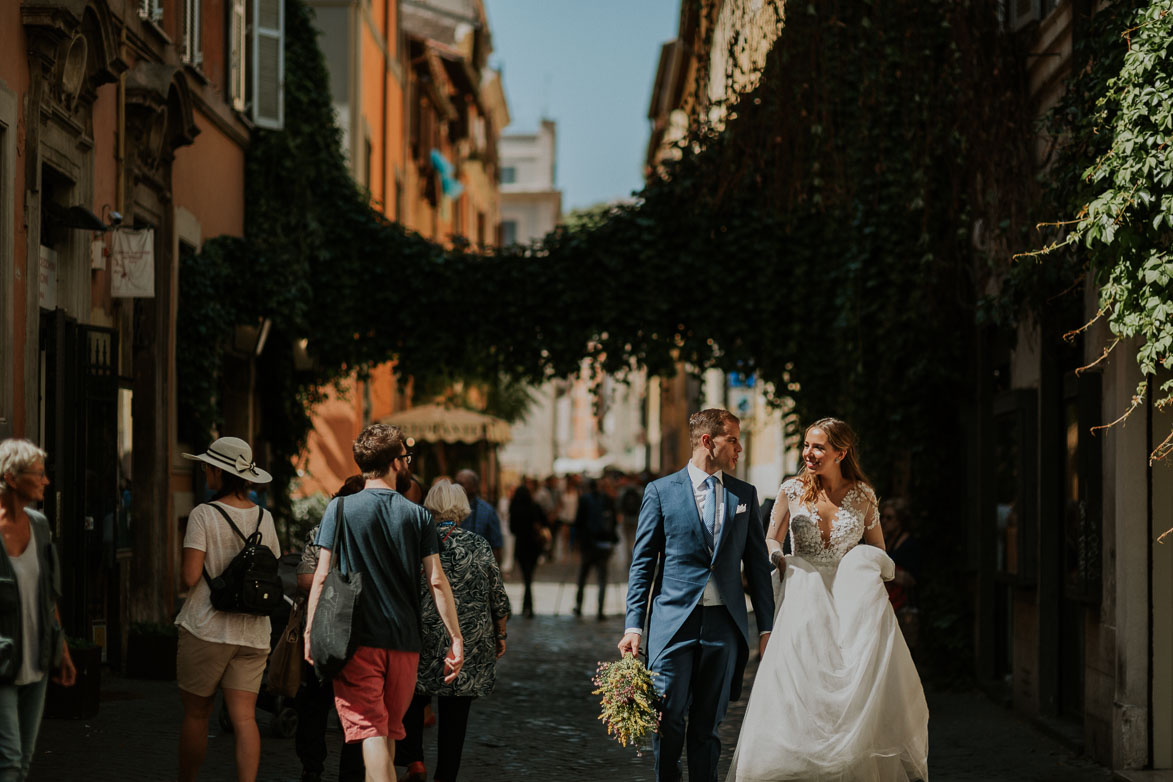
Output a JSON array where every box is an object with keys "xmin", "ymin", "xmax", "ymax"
[{"xmin": 116, "ymin": 26, "xmax": 126, "ymax": 216}]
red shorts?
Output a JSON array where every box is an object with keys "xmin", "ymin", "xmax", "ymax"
[{"xmin": 332, "ymin": 646, "xmax": 420, "ymax": 743}]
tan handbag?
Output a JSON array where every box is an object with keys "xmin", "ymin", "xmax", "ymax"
[{"xmin": 267, "ymin": 597, "xmax": 304, "ymax": 698}]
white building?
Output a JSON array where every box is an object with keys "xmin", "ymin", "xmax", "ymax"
[{"xmin": 496, "ymin": 121, "xmax": 648, "ymax": 481}]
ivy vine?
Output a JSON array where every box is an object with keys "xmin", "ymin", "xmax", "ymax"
[{"xmin": 1025, "ymin": 1, "xmax": 1173, "ymax": 460}]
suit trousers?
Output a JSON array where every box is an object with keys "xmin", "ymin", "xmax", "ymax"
[{"xmin": 652, "ymin": 604, "xmax": 740, "ymax": 782}]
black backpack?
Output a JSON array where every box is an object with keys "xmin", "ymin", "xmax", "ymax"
[{"xmin": 202, "ymin": 504, "xmax": 284, "ymax": 616}]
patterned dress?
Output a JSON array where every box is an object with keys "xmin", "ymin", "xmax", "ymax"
[{"xmin": 416, "ymin": 523, "xmax": 511, "ymax": 697}]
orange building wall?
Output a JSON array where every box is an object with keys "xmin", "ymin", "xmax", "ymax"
[
  {"xmin": 89, "ymin": 82, "xmax": 119, "ymax": 319},
  {"xmin": 172, "ymin": 113, "xmax": 247, "ymax": 240}
]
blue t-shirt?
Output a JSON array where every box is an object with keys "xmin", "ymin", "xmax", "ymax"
[
  {"xmin": 460, "ymin": 497, "xmax": 504, "ymax": 549},
  {"xmin": 317, "ymin": 488, "xmax": 439, "ymax": 651}
]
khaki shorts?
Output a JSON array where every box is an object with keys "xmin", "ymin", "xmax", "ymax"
[{"xmin": 176, "ymin": 628, "xmax": 269, "ymax": 697}]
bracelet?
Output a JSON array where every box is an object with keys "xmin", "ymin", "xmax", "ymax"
[{"xmin": 496, "ymin": 632, "xmax": 507, "ymax": 640}]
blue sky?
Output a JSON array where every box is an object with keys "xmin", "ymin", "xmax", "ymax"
[{"xmin": 485, "ymin": 0, "xmax": 680, "ymax": 212}]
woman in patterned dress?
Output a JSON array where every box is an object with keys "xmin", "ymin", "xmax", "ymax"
[
  {"xmin": 727, "ymin": 418, "xmax": 929, "ymax": 782},
  {"xmin": 397, "ymin": 480, "xmax": 511, "ymax": 782}
]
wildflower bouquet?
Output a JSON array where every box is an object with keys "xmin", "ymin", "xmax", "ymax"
[{"xmin": 592, "ymin": 653, "xmax": 662, "ymax": 754}]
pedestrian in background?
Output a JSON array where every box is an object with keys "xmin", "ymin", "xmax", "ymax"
[
  {"xmin": 175, "ymin": 437, "xmax": 279, "ymax": 782},
  {"xmin": 398, "ymin": 480, "xmax": 511, "ymax": 782},
  {"xmin": 509, "ymin": 483, "xmax": 549, "ymax": 618},
  {"xmin": 304, "ymin": 425, "xmax": 463, "ymax": 782},
  {"xmin": 0, "ymin": 439, "xmax": 75, "ymax": 781},
  {"xmin": 293, "ymin": 475, "xmax": 365, "ymax": 782},
  {"xmin": 881, "ymin": 497, "xmax": 922, "ymax": 650},
  {"xmin": 574, "ymin": 478, "xmax": 618, "ymax": 620},
  {"xmin": 616, "ymin": 473, "xmax": 644, "ymax": 569},
  {"xmin": 454, "ymin": 470, "xmax": 504, "ymax": 564},
  {"xmin": 556, "ymin": 475, "xmax": 579, "ymax": 562}
]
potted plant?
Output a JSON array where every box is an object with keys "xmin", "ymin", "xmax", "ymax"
[
  {"xmin": 126, "ymin": 621, "xmax": 178, "ymax": 681},
  {"xmin": 43, "ymin": 636, "xmax": 101, "ymax": 720}
]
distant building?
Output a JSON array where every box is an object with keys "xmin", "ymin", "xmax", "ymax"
[
  {"xmin": 498, "ymin": 120, "xmax": 562, "ymax": 246},
  {"xmin": 297, "ymin": 0, "xmax": 509, "ymax": 496},
  {"xmin": 645, "ymin": 0, "xmax": 794, "ymax": 489},
  {"xmin": 495, "ymin": 122, "xmax": 647, "ymax": 482}
]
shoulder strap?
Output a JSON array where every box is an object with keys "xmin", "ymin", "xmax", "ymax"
[
  {"xmin": 208, "ymin": 503, "xmax": 249, "ymax": 543},
  {"xmin": 329, "ymin": 497, "xmax": 348, "ymax": 574},
  {"xmin": 201, "ymin": 503, "xmax": 249, "ymax": 589}
]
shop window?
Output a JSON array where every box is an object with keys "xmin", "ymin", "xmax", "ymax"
[
  {"xmin": 1063, "ymin": 372, "xmax": 1103, "ymax": 603},
  {"xmin": 993, "ymin": 389, "xmax": 1038, "ymax": 582}
]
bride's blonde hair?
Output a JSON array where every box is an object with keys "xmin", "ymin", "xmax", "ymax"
[{"xmin": 797, "ymin": 417, "xmax": 872, "ymax": 506}]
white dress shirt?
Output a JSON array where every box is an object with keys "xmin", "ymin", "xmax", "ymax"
[{"xmin": 687, "ymin": 461, "xmax": 725, "ymax": 606}]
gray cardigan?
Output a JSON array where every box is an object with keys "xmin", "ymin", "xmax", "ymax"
[{"xmin": 0, "ymin": 509, "xmax": 63, "ymax": 682}]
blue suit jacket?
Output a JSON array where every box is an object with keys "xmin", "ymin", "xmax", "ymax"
[{"xmin": 624, "ymin": 467, "xmax": 775, "ymax": 699}]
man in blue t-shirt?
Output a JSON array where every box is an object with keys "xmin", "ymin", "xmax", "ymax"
[
  {"xmin": 454, "ymin": 469, "xmax": 504, "ymax": 564},
  {"xmin": 304, "ymin": 424, "xmax": 464, "ymax": 782}
]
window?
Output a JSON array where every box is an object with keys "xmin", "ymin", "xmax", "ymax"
[
  {"xmin": 138, "ymin": 0, "xmax": 163, "ymax": 23},
  {"xmin": 251, "ymin": 0, "xmax": 285, "ymax": 129},
  {"xmin": 182, "ymin": 0, "xmax": 203, "ymax": 67},
  {"xmin": 499, "ymin": 166, "xmax": 516, "ymax": 185},
  {"xmin": 500, "ymin": 220, "xmax": 518, "ymax": 246}
]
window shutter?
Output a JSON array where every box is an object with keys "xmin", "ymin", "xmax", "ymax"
[
  {"xmin": 183, "ymin": 0, "xmax": 203, "ymax": 66},
  {"xmin": 250, "ymin": 0, "xmax": 284, "ymax": 130},
  {"xmin": 230, "ymin": 0, "xmax": 247, "ymax": 112}
]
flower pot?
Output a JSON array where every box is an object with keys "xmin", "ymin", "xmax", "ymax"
[{"xmin": 44, "ymin": 645, "xmax": 101, "ymax": 720}]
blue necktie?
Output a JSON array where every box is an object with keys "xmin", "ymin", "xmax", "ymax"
[{"xmin": 702, "ymin": 475, "xmax": 719, "ymax": 543}]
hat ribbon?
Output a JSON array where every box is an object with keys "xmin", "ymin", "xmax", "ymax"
[{"xmin": 233, "ymin": 454, "xmax": 258, "ymax": 474}]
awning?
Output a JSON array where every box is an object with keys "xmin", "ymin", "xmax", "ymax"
[{"xmin": 380, "ymin": 403, "xmax": 511, "ymax": 445}]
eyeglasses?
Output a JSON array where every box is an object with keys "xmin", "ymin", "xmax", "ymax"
[
  {"xmin": 398, "ymin": 451, "xmax": 414, "ymax": 466},
  {"xmin": 19, "ymin": 470, "xmax": 47, "ymax": 479}
]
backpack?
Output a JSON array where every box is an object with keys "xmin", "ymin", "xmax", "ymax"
[{"xmin": 202, "ymin": 504, "xmax": 284, "ymax": 616}]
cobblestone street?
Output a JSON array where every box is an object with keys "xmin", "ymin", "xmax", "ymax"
[{"xmin": 31, "ymin": 565, "xmax": 1113, "ymax": 781}]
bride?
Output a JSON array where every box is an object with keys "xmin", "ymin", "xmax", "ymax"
[{"xmin": 727, "ymin": 418, "xmax": 929, "ymax": 782}]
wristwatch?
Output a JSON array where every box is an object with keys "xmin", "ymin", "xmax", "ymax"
[{"xmin": 496, "ymin": 632, "xmax": 507, "ymax": 640}]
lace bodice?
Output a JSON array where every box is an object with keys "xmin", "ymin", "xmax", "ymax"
[{"xmin": 776, "ymin": 478, "xmax": 878, "ymax": 569}]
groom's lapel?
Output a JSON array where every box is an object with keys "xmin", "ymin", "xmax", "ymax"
[{"xmin": 674, "ymin": 468, "xmax": 709, "ymax": 554}]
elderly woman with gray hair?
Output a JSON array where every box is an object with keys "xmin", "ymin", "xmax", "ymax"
[
  {"xmin": 396, "ymin": 480, "xmax": 511, "ymax": 782},
  {"xmin": 0, "ymin": 438, "xmax": 75, "ymax": 781}
]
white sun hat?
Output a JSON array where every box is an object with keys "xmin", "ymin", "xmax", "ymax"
[{"xmin": 182, "ymin": 436, "xmax": 272, "ymax": 485}]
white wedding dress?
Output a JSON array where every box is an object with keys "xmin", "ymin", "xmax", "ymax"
[{"xmin": 726, "ymin": 479, "xmax": 929, "ymax": 782}]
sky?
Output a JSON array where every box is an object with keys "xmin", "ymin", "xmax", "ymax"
[{"xmin": 484, "ymin": 0, "xmax": 680, "ymax": 213}]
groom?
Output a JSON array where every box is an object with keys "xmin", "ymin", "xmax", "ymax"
[{"xmin": 619, "ymin": 409, "xmax": 775, "ymax": 781}]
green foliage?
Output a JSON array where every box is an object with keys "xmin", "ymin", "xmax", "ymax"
[
  {"xmin": 178, "ymin": 0, "xmax": 1043, "ymax": 680},
  {"xmin": 1029, "ymin": 2, "xmax": 1173, "ymax": 458}
]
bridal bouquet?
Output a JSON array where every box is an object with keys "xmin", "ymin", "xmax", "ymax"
[{"xmin": 592, "ymin": 654, "xmax": 662, "ymax": 754}]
